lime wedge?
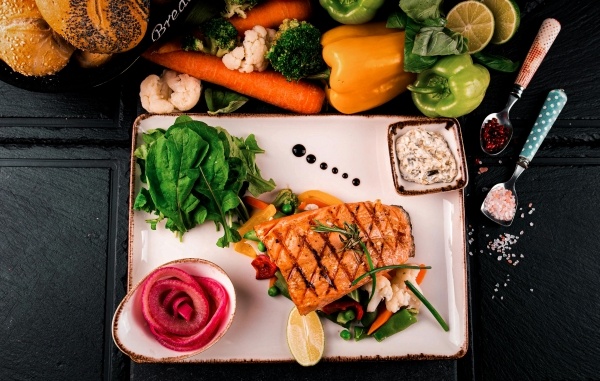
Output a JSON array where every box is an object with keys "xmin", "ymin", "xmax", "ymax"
[
  {"xmin": 286, "ymin": 306, "xmax": 324, "ymax": 366},
  {"xmin": 482, "ymin": 0, "xmax": 521, "ymax": 44},
  {"xmin": 446, "ymin": 1, "xmax": 495, "ymax": 54}
]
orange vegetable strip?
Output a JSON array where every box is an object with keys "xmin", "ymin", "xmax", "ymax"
[
  {"xmin": 243, "ymin": 196, "xmax": 270, "ymax": 210},
  {"xmin": 269, "ymin": 276, "xmax": 277, "ymax": 288},
  {"xmin": 154, "ymin": 38, "xmax": 183, "ymax": 54},
  {"xmin": 298, "ymin": 198, "xmax": 330, "ymax": 210},
  {"xmin": 367, "ymin": 308, "xmax": 393, "ymax": 335},
  {"xmin": 230, "ymin": 0, "xmax": 313, "ymax": 33},
  {"xmin": 142, "ymin": 50, "xmax": 325, "ymax": 114},
  {"xmin": 416, "ymin": 264, "xmax": 427, "ymax": 285}
]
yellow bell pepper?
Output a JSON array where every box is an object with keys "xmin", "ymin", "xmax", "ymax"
[
  {"xmin": 234, "ymin": 204, "xmax": 277, "ymax": 258},
  {"xmin": 321, "ymin": 22, "xmax": 416, "ymax": 114}
]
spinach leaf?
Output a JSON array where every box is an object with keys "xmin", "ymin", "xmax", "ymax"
[
  {"xmin": 205, "ymin": 87, "xmax": 249, "ymax": 115},
  {"xmin": 400, "ymin": 0, "xmax": 444, "ymax": 22},
  {"xmin": 134, "ymin": 116, "xmax": 275, "ymax": 246},
  {"xmin": 145, "ymin": 129, "xmax": 207, "ymax": 234},
  {"xmin": 217, "ymin": 128, "xmax": 276, "ymax": 196},
  {"xmin": 413, "ymin": 26, "xmax": 468, "ymax": 56},
  {"xmin": 473, "ymin": 51, "xmax": 520, "ymax": 72}
]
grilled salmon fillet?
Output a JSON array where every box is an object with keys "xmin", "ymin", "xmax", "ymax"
[{"xmin": 254, "ymin": 200, "xmax": 415, "ymax": 315}]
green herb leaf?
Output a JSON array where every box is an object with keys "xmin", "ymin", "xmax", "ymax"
[
  {"xmin": 386, "ymin": 10, "xmax": 409, "ymax": 29},
  {"xmin": 404, "ymin": 18, "xmax": 438, "ymax": 73},
  {"xmin": 400, "ymin": 0, "xmax": 444, "ymax": 22},
  {"xmin": 134, "ymin": 116, "xmax": 274, "ymax": 246},
  {"xmin": 205, "ymin": 87, "xmax": 249, "ymax": 115},
  {"xmin": 412, "ymin": 26, "xmax": 468, "ymax": 56},
  {"xmin": 472, "ymin": 51, "xmax": 520, "ymax": 72}
]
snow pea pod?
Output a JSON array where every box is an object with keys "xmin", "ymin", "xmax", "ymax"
[{"xmin": 372, "ymin": 308, "xmax": 417, "ymax": 342}]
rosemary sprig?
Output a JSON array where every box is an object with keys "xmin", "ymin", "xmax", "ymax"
[
  {"xmin": 311, "ymin": 220, "xmax": 362, "ymax": 252},
  {"xmin": 351, "ymin": 265, "xmax": 431, "ymax": 286},
  {"xmin": 311, "ymin": 220, "xmax": 377, "ymax": 300},
  {"xmin": 405, "ymin": 280, "xmax": 449, "ymax": 331}
]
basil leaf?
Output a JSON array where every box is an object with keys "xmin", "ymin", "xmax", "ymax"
[
  {"xmin": 473, "ymin": 51, "xmax": 520, "ymax": 72},
  {"xmin": 386, "ymin": 10, "xmax": 409, "ymax": 29},
  {"xmin": 404, "ymin": 18, "xmax": 438, "ymax": 73},
  {"xmin": 400, "ymin": 0, "xmax": 444, "ymax": 22},
  {"xmin": 205, "ymin": 87, "xmax": 248, "ymax": 115},
  {"xmin": 413, "ymin": 26, "xmax": 468, "ymax": 56}
]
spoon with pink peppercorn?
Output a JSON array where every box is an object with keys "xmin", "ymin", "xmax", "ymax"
[
  {"xmin": 480, "ymin": 18, "xmax": 561, "ymax": 156},
  {"xmin": 481, "ymin": 89, "xmax": 567, "ymax": 226}
]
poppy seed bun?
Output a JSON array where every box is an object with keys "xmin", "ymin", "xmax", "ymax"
[
  {"xmin": 34, "ymin": 0, "xmax": 150, "ymax": 54},
  {"xmin": 0, "ymin": 0, "xmax": 75, "ymax": 76}
]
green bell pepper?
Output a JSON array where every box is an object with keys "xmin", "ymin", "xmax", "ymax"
[
  {"xmin": 408, "ymin": 54, "xmax": 490, "ymax": 118},
  {"xmin": 319, "ymin": 0, "xmax": 385, "ymax": 24}
]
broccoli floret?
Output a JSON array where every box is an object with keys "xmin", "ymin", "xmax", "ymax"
[
  {"xmin": 266, "ymin": 19, "xmax": 326, "ymax": 81},
  {"xmin": 222, "ymin": 0, "xmax": 260, "ymax": 19},
  {"xmin": 182, "ymin": 17, "xmax": 238, "ymax": 58}
]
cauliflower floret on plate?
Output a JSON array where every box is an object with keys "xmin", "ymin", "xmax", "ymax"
[
  {"xmin": 361, "ymin": 266, "xmax": 422, "ymax": 313},
  {"xmin": 361, "ymin": 274, "xmax": 393, "ymax": 313},
  {"xmin": 222, "ymin": 25, "xmax": 276, "ymax": 73},
  {"xmin": 139, "ymin": 69, "xmax": 202, "ymax": 114},
  {"xmin": 385, "ymin": 267, "xmax": 422, "ymax": 313}
]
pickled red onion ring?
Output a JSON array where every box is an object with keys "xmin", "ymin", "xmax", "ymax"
[{"xmin": 140, "ymin": 267, "xmax": 230, "ymax": 352}]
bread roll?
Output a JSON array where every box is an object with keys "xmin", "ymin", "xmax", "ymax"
[
  {"xmin": 35, "ymin": 0, "xmax": 150, "ymax": 54},
  {"xmin": 0, "ymin": 0, "xmax": 75, "ymax": 76}
]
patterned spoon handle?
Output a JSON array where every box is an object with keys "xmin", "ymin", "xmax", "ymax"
[
  {"xmin": 515, "ymin": 19, "xmax": 561, "ymax": 90},
  {"xmin": 520, "ymin": 89, "xmax": 567, "ymax": 161}
]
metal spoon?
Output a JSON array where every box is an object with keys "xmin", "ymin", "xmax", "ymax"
[
  {"xmin": 481, "ymin": 89, "xmax": 567, "ymax": 226},
  {"xmin": 480, "ymin": 18, "xmax": 561, "ymax": 156}
]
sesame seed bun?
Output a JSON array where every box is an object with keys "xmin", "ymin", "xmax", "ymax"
[
  {"xmin": 0, "ymin": 0, "xmax": 75, "ymax": 76},
  {"xmin": 35, "ymin": 0, "xmax": 150, "ymax": 54}
]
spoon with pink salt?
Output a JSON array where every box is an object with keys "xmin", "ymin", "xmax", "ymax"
[{"xmin": 481, "ymin": 89, "xmax": 567, "ymax": 226}]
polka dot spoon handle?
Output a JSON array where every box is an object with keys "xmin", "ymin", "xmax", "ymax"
[
  {"xmin": 515, "ymin": 19, "xmax": 561, "ymax": 90},
  {"xmin": 520, "ymin": 89, "xmax": 567, "ymax": 162}
]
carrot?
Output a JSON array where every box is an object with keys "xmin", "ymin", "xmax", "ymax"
[
  {"xmin": 230, "ymin": 0, "xmax": 313, "ymax": 34},
  {"xmin": 244, "ymin": 196, "xmax": 270, "ymax": 210},
  {"xmin": 367, "ymin": 308, "xmax": 393, "ymax": 335},
  {"xmin": 153, "ymin": 38, "xmax": 183, "ymax": 54},
  {"xmin": 416, "ymin": 264, "xmax": 427, "ymax": 285},
  {"xmin": 142, "ymin": 50, "xmax": 325, "ymax": 114},
  {"xmin": 269, "ymin": 276, "xmax": 277, "ymax": 288}
]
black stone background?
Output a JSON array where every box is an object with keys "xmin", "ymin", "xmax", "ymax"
[{"xmin": 1, "ymin": 1, "xmax": 598, "ymax": 380}]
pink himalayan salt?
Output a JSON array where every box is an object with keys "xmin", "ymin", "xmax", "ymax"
[{"xmin": 484, "ymin": 187, "xmax": 516, "ymax": 221}]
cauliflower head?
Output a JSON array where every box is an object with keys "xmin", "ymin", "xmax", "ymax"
[
  {"xmin": 222, "ymin": 25, "xmax": 275, "ymax": 73},
  {"xmin": 361, "ymin": 274, "xmax": 393, "ymax": 313},
  {"xmin": 385, "ymin": 267, "xmax": 422, "ymax": 313},
  {"xmin": 140, "ymin": 70, "xmax": 201, "ymax": 114},
  {"xmin": 361, "ymin": 266, "xmax": 423, "ymax": 313}
]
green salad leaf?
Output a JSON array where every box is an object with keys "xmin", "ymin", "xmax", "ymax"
[
  {"xmin": 205, "ymin": 87, "xmax": 249, "ymax": 115},
  {"xmin": 133, "ymin": 115, "xmax": 275, "ymax": 246}
]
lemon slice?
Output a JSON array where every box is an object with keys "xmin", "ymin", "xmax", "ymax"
[
  {"xmin": 446, "ymin": 1, "xmax": 495, "ymax": 53},
  {"xmin": 482, "ymin": 0, "xmax": 521, "ymax": 44},
  {"xmin": 286, "ymin": 306, "xmax": 324, "ymax": 366}
]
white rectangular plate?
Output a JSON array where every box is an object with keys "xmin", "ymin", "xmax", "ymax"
[{"xmin": 128, "ymin": 114, "xmax": 468, "ymax": 362}]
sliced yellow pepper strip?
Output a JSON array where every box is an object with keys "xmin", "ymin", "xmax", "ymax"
[
  {"xmin": 297, "ymin": 190, "xmax": 343, "ymax": 206},
  {"xmin": 234, "ymin": 204, "xmax": 277, "ymax": 258}
]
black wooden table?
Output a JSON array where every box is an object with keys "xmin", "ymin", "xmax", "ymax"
[{"xmin": 1, "ymin": 1, "xmax": 598, "ymax": 380}]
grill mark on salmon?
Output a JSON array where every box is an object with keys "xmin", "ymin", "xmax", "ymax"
[{"xmin": 254, "ymin": 200, "xmax": 415, "ymax": 315}]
